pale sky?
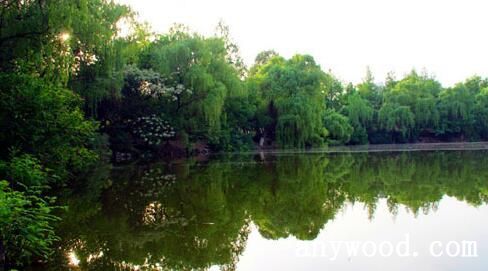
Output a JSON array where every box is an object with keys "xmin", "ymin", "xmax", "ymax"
[{"xmin": 117, "ymin": 0, "xmax": 488, "ymax": 86}]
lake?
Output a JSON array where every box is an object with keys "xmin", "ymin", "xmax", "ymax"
[{"xmin": 39, "ymin": 150, "xmax": 488, "ymax": 270}]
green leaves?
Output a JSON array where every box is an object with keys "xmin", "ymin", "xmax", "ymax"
[
  {"xmin": 250, "ymin": 54, "xmax": 327, "ymax": 148},
  {"xmin": 437, "ymin": 84, "xmax": 476, "ymax": 136},
  {"xmin": 0, "ymin": 73, "xmax": 98, "ymax": 179},
  {"xmin": 4, "ymin": 155, "xmax": 47, "ymax": 188},
  {"xmin": 324, "ymin": 110, "xmax": 353, "ymax": 145},
  {"xmin": 343, "ymin": 93, "xmax": 373, "ymax": 144},
  {"xmin": 0, "ymin": 180, "xmax": 60, "ymax": 266},
  {"xmin": 140, "ymin": 31, "xmax": 244, "ymax": 136},
  {"xmin": 379, "ymin": 104, "xmax": 415, "ymax": 140}
]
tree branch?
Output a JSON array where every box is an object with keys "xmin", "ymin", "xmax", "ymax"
[{"xmin": 175, "ymin": 92, "xmax": 208, "ymax": 113}]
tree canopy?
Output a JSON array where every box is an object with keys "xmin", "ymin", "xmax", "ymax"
[{"xmin": 3, "ymin": 0, "xmax": 488, "ymax": 268}]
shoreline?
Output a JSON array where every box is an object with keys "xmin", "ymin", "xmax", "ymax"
[{"xmin": 218, "ymin": 142, "xmax": 488, "ymax": 155}]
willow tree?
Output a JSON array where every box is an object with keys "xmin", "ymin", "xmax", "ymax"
[
  {"xmin": 64, "ymin": 0, "xmax": 137, "ymax": 117},
  {"xmin": 378, "ymin": 104, "xmax": 415, "ymax": 142},
  {"xmin": 0, "ymin": 0, "xmax": 123, "ymax": 174},
  {"xmin": 475, "ymin": 87, "xmax": 488, "ymax": 139},
  {"xmin": 438, "ymin": 83, "xmax": 476, "ymax": 139},
  {"xmin": 323, "ymin": 109, "xmax": 353, "ymax": 145},
  {"xmin": 0, "ymin": 0, "xmax": 134, "ymax": 111},
  {"xmin": 342, "ymin": 93, "xmax": 373, "ymax": 144},
  {"xmin": 248, "ymin": 54, "xmax": 328, "ymax": 148},
  {"xmin": 139, "ymin": 25, "xmax": 245, "ymax": 143},
  {"xmin": 381, "ymin": 70, "xmax": 442, "ymax": 141}
]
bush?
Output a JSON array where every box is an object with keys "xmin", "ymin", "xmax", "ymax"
[
  {"xmin": 0, "ymin": 181, "xmax": 60, "ymax": 267},
  {"xmin": 0, "ymin": 73, "xmax": 98, "ymax": 179},
  {"xmin": 4, "ymin": 155, "xmax": 47, "ymax": 188},
  {"xmin": 324, "ymin": 110, "xmax": 353, "ymax": 145}
]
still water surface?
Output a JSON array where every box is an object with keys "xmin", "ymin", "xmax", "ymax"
[{"xmin": 45, "ymin": 151, "xmax": 488, "ymax": 270}]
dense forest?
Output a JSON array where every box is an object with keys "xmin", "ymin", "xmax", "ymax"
[{"xmin": 1, "ymin": 0, "xmax": 488, "ymax": 268}]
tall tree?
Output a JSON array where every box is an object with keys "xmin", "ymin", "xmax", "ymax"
[{"xmin": 248, "ymin": 54, "xmax": 328, "ymax": 147}]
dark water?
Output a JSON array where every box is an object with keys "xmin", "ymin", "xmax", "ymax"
[{"xmin": 42, "ymin": 151, "xmax": 488, "ymax": 270}]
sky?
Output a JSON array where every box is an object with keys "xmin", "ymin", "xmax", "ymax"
[{"xmin": 116, "ymin": 0, "xmax": 488, "ymax": 86}]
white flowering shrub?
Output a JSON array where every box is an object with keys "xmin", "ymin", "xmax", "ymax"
[
  {"xmin": 161, "ymin": 83, "xmax": 193, "ymax": 101},
  {"xmin": 123, "ymin": 65, "xmax": 193, "ymax": 100},
  {"xmin": 141, "ymin": 168, "xmax": 177, "ymax": 183},
  {"xmin": 130, "ymin": 115, "xmax": 176, "ymax": 146}
]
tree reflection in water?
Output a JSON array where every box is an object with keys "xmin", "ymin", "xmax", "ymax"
[{"xmin": 42, "ymin": 151, "xmax": 488, "ymax": 270}]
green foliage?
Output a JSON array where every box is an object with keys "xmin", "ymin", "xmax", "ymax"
[
  {"xmin": 5, "ymin": 4, "xmax": 488, "ymax": 268},
  {"xmin": 4, "ymin": 155, "xmax": 47, "ymax": 187},
  {"xmin": 140, "ymin": 29, "xmax": 243, "ymax": 131},
  {"xmin": 343, "ymin": 93, "xmax": 373, "ymax": 144},
  {"xmin": 213, "ymin": 96, "xmax": 257, "ymax": 151},
  {"xmin": 100, "ymin": 28, "xmax": 248, "ymax": 154},
  {"xmin": 250, "ymin": 54, "xmax": 327, "ymax": 148},
  {"xmin": 1, "ymin": 0, "xmax": 132, "ymax": 87},
  {"xmin": 4, "ymin": 0, "xmax": 488, "ymax": 156},
  {"xmin": 377, "ymin": 71, "xmax": 441, "ymax": 141},
  {"xmin": 344, "ymin": 93, "xmax": 373, "ymax": 127},
  {"xmin": 0, "ymin": 181, "xmax": 59, "ymax": 266},
  {"xmin": 414, "ymin": 97, "xmax": 439, "ymax": 129},
  {"xmin": 324, "ymin": 110, "xmax": 353, "ymax": 145},
  {"xmin": 323, "ymin": 73, "xmax": 345, "ymax": 110},
  {"xmin": 474, "ymin": 87, "xmax": 488, "ymax": 139},
  {"xmin": 251, "ymin": 50, "xmax": 279, "ymax": 73},
  {"xmin": 379, "ymin": 104, "xmax": 415, "ymax": 141},
  {"xmin": 0, "ymin": 73, "xmax": 98, "ymax": 178},
  {"xmin": 438, "ymin": 84, "xmax": 476, "ymax": 138},
  {"xmin": 63, "ymin": 0, "xmax": 133, "ymax": 116},
  {"xmin": 0, "ymin": 1, "xmax": 126, "ymax": 267},
  {"xmin": 357, "ymin": 67, "xmax": 383, "ymax": 109}
]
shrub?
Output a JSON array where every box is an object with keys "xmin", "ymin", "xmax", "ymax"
[
  {"xmin": 0, "ymin": 73, "xmax": 98, "ymax": 179},
  {"xmin": 5, "ymin": 155, "xmax": 47, "ymax": 188},
  {"xmin": 0, "ymin": 181, "xmax": 60, "ymax": 267}
]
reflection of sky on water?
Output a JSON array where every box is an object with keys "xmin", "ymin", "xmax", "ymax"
[{"xmin": 236, "ymin": 197, "xmax": 487, "ymax": 271}]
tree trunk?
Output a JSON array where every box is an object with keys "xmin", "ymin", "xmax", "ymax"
[{"xmin": 0, "ymin": 240, "xmax": 5, "ymax": 271}]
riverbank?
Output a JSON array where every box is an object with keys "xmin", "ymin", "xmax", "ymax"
[{"xmin": 232, "ymin": 142, "xmax": 488, "ymax": 155}]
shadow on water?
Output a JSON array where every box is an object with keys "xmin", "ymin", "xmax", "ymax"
[{"xmin": 36, "ymin": 150, "xmax": 488, "ymax": 270}]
